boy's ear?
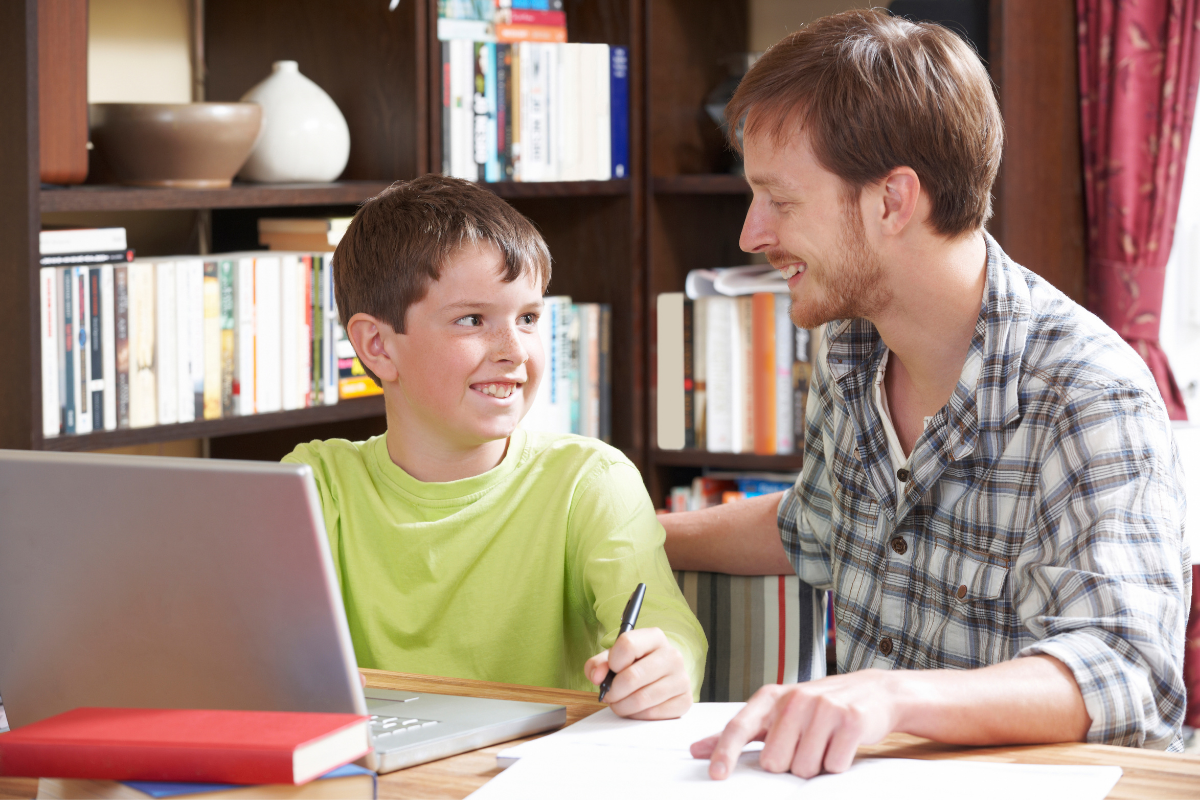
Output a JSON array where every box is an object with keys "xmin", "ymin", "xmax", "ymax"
[{"xmin": 346, "ymin": 312, "xmax": 399, "ymax": 383}]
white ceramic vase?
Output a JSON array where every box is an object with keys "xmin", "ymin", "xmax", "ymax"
[{"xmin": 238, "ymin": 60, "xmax": 350, "ymax": 183}]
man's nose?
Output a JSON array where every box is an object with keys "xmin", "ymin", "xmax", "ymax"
[{"xmin": 740, "ymin": 195, "xmax": 777, "ymax": 253}]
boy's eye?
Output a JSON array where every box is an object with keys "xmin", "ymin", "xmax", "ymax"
[
  {"xmin": 454, "ymin": 314, "xmax": 482, "ymax": 327},
  {"xmin": 519, "ymin": 313, "xmax": 538, "ymax": 325}
]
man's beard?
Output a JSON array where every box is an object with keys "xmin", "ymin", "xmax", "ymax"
[{"xmin": 770, "ymin": 196, "xmax": 891, "ymax": 330}]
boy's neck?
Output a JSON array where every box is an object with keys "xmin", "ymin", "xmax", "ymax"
[{"xmin": 384, "ymin": 425, "xmax": 510, "ymax": 484}]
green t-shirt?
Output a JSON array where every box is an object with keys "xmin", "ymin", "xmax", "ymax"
[{"xmin": 283, "ymin": 429, "xmax": 706, "ymax": 696}]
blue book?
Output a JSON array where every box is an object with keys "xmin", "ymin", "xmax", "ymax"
[
  {"xmin": 484, "ymin": 42, "xmax": 501, "ymax": 182},
  {"xmin": 610, "ymin": 46, "xmax": 629, "ymax": 179},
  {"xmin": 118, "ymin": 764, "xmax": 377, "ymax": 799}
]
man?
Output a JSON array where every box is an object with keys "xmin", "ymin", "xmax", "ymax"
[{"xmin": 663, "ymin": 9, "xmax": 1190, "ymax": 781}]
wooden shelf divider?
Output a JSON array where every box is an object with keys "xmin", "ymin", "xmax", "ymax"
[
  {"xmin": 651, "ymin": 449, "xmax": 802, "ymax": 472},
  {"xmin": 39, "ymin": 396, "xmax": 387, "ymax": 452},
  {"xmin": 651, "ymin": 174, "xmax": 750, "ymax": 195}
]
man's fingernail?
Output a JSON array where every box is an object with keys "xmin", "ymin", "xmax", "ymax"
[{"xmin": 712, "ymin": 761, "xmax": 727, "ymax": 779}]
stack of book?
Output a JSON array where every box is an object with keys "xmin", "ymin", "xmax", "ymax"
[
  {"xmin": 438, "ymin": 1, "xmax": 568, "ymax": 44},
  {"xmin": 441, "ymin": 41, "xmax": 629, "ymax": 182},
  {"xmin": 0, "ymin": 707, "xmax": 375, "ymax": 800},
  {"xmin": 39, "ymin": 228, "xmax": 357, "ymax": 439},
  {"xmin": 521, "ymin": 298, "xmax": 613, "ymax": 441},
  {"xmin": 665, "ymin": 472, "xmax": 797, "ymax": 512},
  {"xmin": 656, "ymin": 287, "xmax": 815, "ymax": 455}
]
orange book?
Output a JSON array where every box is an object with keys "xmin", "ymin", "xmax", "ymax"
[
  {"xmin": 751, "ymin": 292, "xmax": 777, "ymax": 454},
  {"xmin": 495, "ymin": 23, "xmax": 567, "ymax": 43}
]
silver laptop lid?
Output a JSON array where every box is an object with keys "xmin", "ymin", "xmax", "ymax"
[{"xmin": 0, "ymin": 450, "xmax": 368, "ymax": 729}]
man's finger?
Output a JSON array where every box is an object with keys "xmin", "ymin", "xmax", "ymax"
[
  {"xmin": 759, "ymin": 688, "xmax": 813, "ymax": 774},
  {"xmin": 820, "ymin": 709, "xmax": 864, "ymax": 774},
  {"xmin": 690, "ymin": 734, "xmax": 720, "ymax": 759},
  {"xmin": 788, "ymin": 699, "xmax": 839, "ymax": 779},
  {"xmin": 707, "ymin": 689, "xmax": 776, "ymax": 780}
]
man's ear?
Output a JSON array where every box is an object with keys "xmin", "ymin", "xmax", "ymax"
[
  {"xmin": 346, "ymin": 313, "xmax": 400, "ymax": 383},
  {"xmin": 878, "ymin": 167, "xmax": 921, "ymax": 237}
]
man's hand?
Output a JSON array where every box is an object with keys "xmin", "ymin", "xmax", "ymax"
[
  {"xmin": 690, "ymin": 670, "xmax": 899, "ymax": 780},
  {"xmin": 690, "ymin": 655, "xmax": 1090, "ymax": 781},
  {"xmin": 585, "ymin": 627, "xmax": 692, "ymax": 720}
]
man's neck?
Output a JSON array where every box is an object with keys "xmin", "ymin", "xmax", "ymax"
[
  {"xmin": 383, "ymin": 402, "xmax": 509, "ymax": 483},
  {"xmin": 872, "ymin": 232, "xmax": 988, "ymax": 443}
]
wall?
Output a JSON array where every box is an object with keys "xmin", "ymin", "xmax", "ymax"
[
  {"xmin": 88, "ymin": 0, "xmax": 192, "ymax": 104},
  {"xmin": 749, "ymin": 0, "xmax": 889, "ymax": 52}
]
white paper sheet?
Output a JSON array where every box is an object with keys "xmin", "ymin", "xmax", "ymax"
[
  {"xmin": 472, "ymin": 749, "xmax": 1122, "ymax": 800},
  {"xmin": 497, "ymin": 704, "xmax": 751, "ymax": 764}
]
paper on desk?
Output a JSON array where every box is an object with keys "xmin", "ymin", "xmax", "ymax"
[
  {"xmin": 471, "ymin": 748, "xmax": 1123, "ymax": 800},
  {"xmin": 496, "ymin": 704, "xmax": 752, "ymax": 765}
]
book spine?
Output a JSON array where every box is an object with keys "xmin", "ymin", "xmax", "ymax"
[
  {"xmin": 751, "ymin": 292, "xmax": 776, "ymax": 455},
  {"xmin": 692, "ymin": 296, "xmax": 707, "ymax": 449},
  {"xmin": 235, "ymin": 257, "xmax": 257, "ymax": 415},
  {"xmin": 509, "ymin": 9, "xmax": 565, "ymax": 26},
  {"xmin": 175, "ymin": 262, "xmax": 195, "ymax": 424},
  {"xmin": 187, "ymin": 260, "xmax": 205, "ymax": 420},
  {"xmin": 705, "ymin": 296, "xmax": 733, "ymax": 452},
  {"xmin": 556, "ymin": 297, "xmax": 573, "ymax": 433},
  {"xmin": 301, "ymin": 255, "xmax": 313, "ymax": 408},
  {"xmin": 280, "ymin": 254, "xmax": 300, "ymax": 411},
  {"xmin": 39, "ymin": 249, "xmax": 134, "ymax": 267},
  {"xmin": 154, "ymin": 261, "xmax": 178, "ymax": 426},
  {"xmin": 473, "ymin": 42, "xmax": 489, "ymax": 181},
  {"xmin": 598, "ymin": 304, "xmax": 611, "ymax": 442},
  {"xmin": 442, "ymin": 41, "xmax": 452, "ymax": 176},
  {"xmin": 321, "ymin": 255, "xmax": 339, "ymax": 406},
  {"xmin": 793, "ymin": 327, "xmax": 812, "ymax": 449},
  {"xmin": 682, "ymin": 297, "xmax": 694, "ymax": 449},
  {"xmin": 255, "ymin": 256, "xmax": 283, "ymax": 413},
  {"xmin": 310, "ymin": 254, "xmax": 320, "ymax": 405},
  {"xmin": 449, "ymin": 39, "xmax": 477, "ymax": 181},
  {"xmin": 40, "ymin": 268, "xmax": 60, "ymax": 437},
  {"xmin": 128, "ymin": 261, "xmax": 157, "ymax": 429},
  {"xmin": 655, "ymin": 293, "xmax": 685, "ymax": 450},
  {"xmin": 566, "ymin": 302, "xmax": 580, "ymax": 434},
  {"xmin": 558, "ymin": 44, "xmax": 579, "ymax": 180},
  {"xmin": 510, "ymin": 43, "xmax": 522, "ymax": 180},
  {"xmin": 495, "ymin": 23, "xmax": 567, "ymax": 43},
  {"xmin": 114, "ymin": 265, "xmax": 130, "ymax": 429},
  {"xmin": 496, "ymin": 43, "xmax": 513, "ymax": 180},
  {"xmin": 203, "ymin": 260, "xmax": 221, "ymax": 420},
  {"xmin": 39, "ymin": 227, "xmax": 126, "ymax": 256},
  {"xmin": 73, "ymin": 267, "xmax": 92, "ymax": 435},
  {"xmin": 61, "ymin": 268, "xmax": 74, "ymax": 434},
  {"xmin": 219, "ymin": 259, "xmax": 236, "ymax": 417},
  {"xmin": 484, "ymin": 42, "xmax": 501, "ymax": 182},
  {"xmin": 775, "ymin": 296, "xmax": 794, "ymax": 454},
  {"xmin": 589, "ymin": 44, "xmax": 611, "ymax": 181},
  {"xmin": 609, "ymin": 46, "xmax": 629, "ymax": 179},
  {"xmin": 100, "ymin": 265, "xmax": 116, "ymax": 431},
  {"xmin": 737, "ymin": 295, "xmax": 754, "ymax": 453}
]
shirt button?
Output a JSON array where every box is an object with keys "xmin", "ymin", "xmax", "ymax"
[
  {"xmin": 879, "ymin": 636, "xmax": 893, "ymax": 656},
  {"xmin": 956, "ymin": 584, "xmax": 968, "ymax": 600},
  {"xmin": 896, "ymin": 468, "xmax": 910, "ymax": 482},
  {"xmin": 890, "ymin": 537, "xmax": 907, "ymax": 555}
]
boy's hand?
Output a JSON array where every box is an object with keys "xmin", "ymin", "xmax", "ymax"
[{"xmin": 585, "ymin": 627, "xmax": 692, "ymax": 720}]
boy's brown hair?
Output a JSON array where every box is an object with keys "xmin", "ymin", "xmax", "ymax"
[
  {"xmin": 333, "ymin": 174, "xmax": 552, "ymax": 348},
  {"xmin": 726, "ymin": 9, "xmax": 1003, "ymax": 237}
]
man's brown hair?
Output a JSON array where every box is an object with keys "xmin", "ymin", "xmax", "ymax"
[
  {"xmin": 726, "ymin": 9, "xmax": 1003, "ymax": 237},
  {"xmin": 333, "ymin": 174, "xmax": 552, "ymax": 383}
]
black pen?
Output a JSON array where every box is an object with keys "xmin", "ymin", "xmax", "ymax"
[{"xmin": 598, "ymin": 583, "xmax": 647, "ymax": 702}]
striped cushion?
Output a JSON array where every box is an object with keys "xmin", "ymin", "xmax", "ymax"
[{"xmin": 674, "ymin": 571, "xmax": 827, "ymax": 702}]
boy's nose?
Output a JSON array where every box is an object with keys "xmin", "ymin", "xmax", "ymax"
[{"xmin": 492, "ymin": 324, "xmax": 528, "ymax": 364}]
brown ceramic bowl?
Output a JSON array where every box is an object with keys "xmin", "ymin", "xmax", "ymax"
[{"xmin": 89, "ymin": 103, "xmax": 264, "ymax": 189}]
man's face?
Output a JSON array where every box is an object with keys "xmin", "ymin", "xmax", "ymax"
[
  {"xmin": 381, "ymin": 242, "xmax": 544, "ymax": 449},
  {"xmin": 741, "ymin": 129, "xmax": 890, "ymax": 329}
]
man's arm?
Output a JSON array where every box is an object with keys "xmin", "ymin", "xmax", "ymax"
[
  {"xmin": 693, "ymin": 654, "xmax": 1090, "ymax": 780},
  {"xmin": 661, "ymin": 491, "xmax": 794, "ymax": 574}
]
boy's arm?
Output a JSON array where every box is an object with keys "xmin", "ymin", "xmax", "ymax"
[{"xmin": 568, "ymin": 459, "xmax": 707, "ymax": 716}]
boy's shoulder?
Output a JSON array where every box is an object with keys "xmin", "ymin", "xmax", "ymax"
[
  {"xmin": 518, "ymin": 429, "xmax": 634, "ymax": 475},
  {"xmin": 283, "ymin": 435, "xmax": 378, "ymax": 477}
]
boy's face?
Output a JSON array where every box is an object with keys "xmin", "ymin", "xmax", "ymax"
[{"xmin": 384, "ymin": 242, "xmax": 544, "ymax": 449}]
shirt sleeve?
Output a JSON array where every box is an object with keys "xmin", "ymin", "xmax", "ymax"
[
  {"xmin": 567, "ymin": 459, "xmax": 708, "ymax": 701},
  {"xmin": 778, "ymin": 335, "xmax": 836, "ymax": 591},
  {"xmin": 1012, "ymin": 385, "xmax": 1190, "ymax": 751},
  {"xmin": 282, "ymin": 445, "xmax": 344, "ymax": 582}
]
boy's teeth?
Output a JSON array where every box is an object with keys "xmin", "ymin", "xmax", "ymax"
[
  {"xmin": 477, "ymin": 383, "xmax": 515, "ymax": 398},
  {"xmin": 780, "ymin": 263, "xmax": 806, "ymax": 279}
]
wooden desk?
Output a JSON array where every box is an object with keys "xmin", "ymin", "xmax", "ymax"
[{"xmin": 2, "ymin": 670, "xmax": 1198, "ymax": 799}]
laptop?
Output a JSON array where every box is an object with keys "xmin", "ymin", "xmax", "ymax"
[{"xmin": 0, "ymin": 450, "xmax": 565, "ymax": 773}]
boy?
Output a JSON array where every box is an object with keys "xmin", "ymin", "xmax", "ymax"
[{"xmin": 284, "ymin": 175, "xmax": 706, "ymax": 720}]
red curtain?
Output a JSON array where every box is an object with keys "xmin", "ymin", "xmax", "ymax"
[{"xmin": 1077, "ymin": 0, "xmax": 1200, "ymax": 421}]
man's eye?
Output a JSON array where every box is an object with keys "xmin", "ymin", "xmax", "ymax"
[{"xmin": 454, "ymin": 315, "xmax": 482, "ymax": 327}]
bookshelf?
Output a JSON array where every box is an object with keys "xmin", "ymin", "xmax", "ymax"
[
  {"xmin": 0, "ymin": 0, "xmax": 648, "ymax": 465},
  {"xmin": 0, "ymin": 0, "xmax": 1084, "ymax": 497}
]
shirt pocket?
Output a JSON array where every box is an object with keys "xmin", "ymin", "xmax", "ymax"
[{"xmin": 921, "ymin": 539, "xmax": 1015, "ymax": 668}]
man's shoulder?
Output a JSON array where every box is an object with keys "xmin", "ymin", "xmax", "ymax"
[{"xmin": 1016, "ymin": 267, "xmax": 1162, "ymax": 411}]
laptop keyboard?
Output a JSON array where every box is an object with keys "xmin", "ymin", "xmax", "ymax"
[{"xmin": 370, "ymin": 713, "xmax": 440, "ymax": 745}]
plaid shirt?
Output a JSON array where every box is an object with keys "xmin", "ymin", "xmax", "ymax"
[{"xmin": 778, "ymin": 233, "xmax": 1191, "ymax": 751}]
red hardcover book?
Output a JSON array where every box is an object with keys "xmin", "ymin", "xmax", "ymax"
[{"xmin": 0, "ymin": 708, "xmax": 370, "ymax": 786}]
